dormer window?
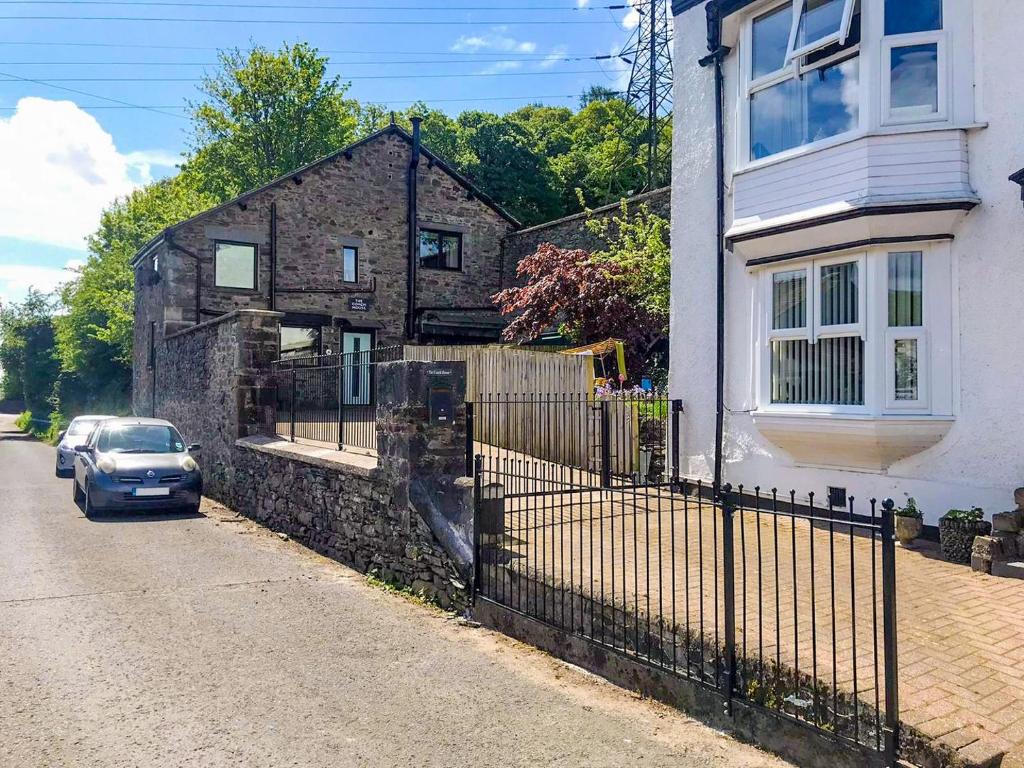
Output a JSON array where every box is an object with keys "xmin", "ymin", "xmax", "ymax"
[{"xmin": 786, "ymin": 0, "xmax": 858, "ymax": 63}]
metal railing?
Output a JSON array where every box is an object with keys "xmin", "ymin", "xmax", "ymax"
[
  {"xmin": 469, "ymin": 394, "xmax": 899, "ymax": 766},
  {"xmin": 272, "ymin": 345, "xmax": 402, "ymax": 453}
]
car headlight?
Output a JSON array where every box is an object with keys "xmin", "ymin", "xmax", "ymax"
[
  {"xmin": 181, "ymin": 456, "xmax": 198, "ymax": 473},
  {"xmin": 96, "ymin": 456, "xmax": 117, "ymax": 474}
]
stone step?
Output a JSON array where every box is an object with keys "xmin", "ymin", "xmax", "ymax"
[{"xmin": 991, "ymin": 560, "xmax": 1024, "ymax": 579}]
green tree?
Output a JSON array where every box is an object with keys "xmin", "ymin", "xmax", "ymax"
[
  {"xmin": 587, "ymin": 200, "xmax": 671, "ymax": 323},
  {"xmin": 56, "ymin": 175, "xmax": 215, "ymax": 413},
  {"xmin": 579, "ymin": 84, "xmax": 620, "ymax": 108},
  {"xmin": 0, "ymin": 289, "xmax": 59, "ymax": 412},
  {"xmin": 185, "ymin": 42, "xmax": 359, "ymax": 200}
]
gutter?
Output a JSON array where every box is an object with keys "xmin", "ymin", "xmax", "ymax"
[
  {"xmin": 165, "ymin": 229, "xmax": 202, "ymax": 326},
  {"xmin": 269, "ymin": 202, "xmax": 278, "ymax": 311},
  {"xmin": 698, "ymin": 1, "xmax": 731, "ymax": 497},
  {"xmin": 406, "ymin": 116, "xmax": 423, "ymax": 340}
]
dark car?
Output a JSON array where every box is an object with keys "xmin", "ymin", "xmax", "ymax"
[{"xmin": 72, "ymin": 417, "xmax": 203, "ymax": 518}]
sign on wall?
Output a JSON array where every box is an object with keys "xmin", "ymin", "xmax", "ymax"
[{"xmin": 348, "ymin": 297, "xmax": 373, "ymax": 312}]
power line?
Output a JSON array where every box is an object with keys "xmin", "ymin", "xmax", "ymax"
[
  {"xmin": 0, "ymin": 0, "xmax": 634, "ymax": 9},
  {"xmin": 0, "ymin": 55, "xmax": 624, "ymax": 66},
  {"xmin": 0, "ymin": 68, "xmax": 187, "ymax": 118},
  {"xmin": 0, "ymin": 69, "xmax": 613, "ymax": 81},
  {"xmin": 0, "ymin": 92, "xmax": 620, "ymax": 110},
  {"xmin": 0, "ymin": 14, "xmax": 622, "ymax": 24},
  {"xmin": 0, "ymin": 41, "xmax": 606, "ymax": 57}
]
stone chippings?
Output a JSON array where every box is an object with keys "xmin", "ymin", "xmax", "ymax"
[{"xmin": 231, "ymin": 443, "xmax": 468, "ymax": 612}]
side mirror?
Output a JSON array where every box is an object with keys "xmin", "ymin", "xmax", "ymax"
[
  {"xmin": 187, "ymin": 443, "xmax": 201, "ymax": 453},
  {"xmin": 74, "ymin": 445, "xmax": 92, "ymax": 454},
  {"xmin": 58, "ymin": 430, "xmax": 66, "ymax": 441}
]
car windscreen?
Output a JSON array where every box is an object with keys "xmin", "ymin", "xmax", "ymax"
[
  {"xmin": 67, "ymin": 419, "xmax": 103, "ymax": 437},
  {"xmin": 96, "ymin": 424, "xmax": 186, "ymax": 454}
]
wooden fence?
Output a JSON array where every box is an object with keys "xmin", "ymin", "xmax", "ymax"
[{"xmin": 403, "ymin": 345, "xmax": 640, "ymax": 476}]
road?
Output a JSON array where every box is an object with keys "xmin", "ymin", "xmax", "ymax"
[{"xmin": 0, "ymin": 413, "xmax": 789, "ymax": 768}]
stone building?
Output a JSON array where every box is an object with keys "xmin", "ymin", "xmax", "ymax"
[{"xmin": 131, "ymin": 119, "xmax": 519, "ymax": 416}]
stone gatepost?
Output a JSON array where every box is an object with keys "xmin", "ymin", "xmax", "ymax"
[{"xmin": 375, "ymin": 361, "xmax": 474, "ymax": 582}]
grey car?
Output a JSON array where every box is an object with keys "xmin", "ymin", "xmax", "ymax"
[
  {"xmin": 55, "ymin": 415, "xmax": 115, "ymax": 478},
  {"xmin": 72, "ymin": 417, "xmax": 203, "ymax": 518}
]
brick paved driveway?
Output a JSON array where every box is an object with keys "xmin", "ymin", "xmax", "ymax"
[{"xmin": 482, "ymin": 482, "xmax": 1024, "ymax": 767}]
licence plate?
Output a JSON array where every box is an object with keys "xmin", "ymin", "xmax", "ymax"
[{"xmin": 132, "ymin": 487, "xmax": 170, "ymax": 497}]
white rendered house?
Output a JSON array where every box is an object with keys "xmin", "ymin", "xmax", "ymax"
[{"xmin": 670, "ymin": 0, "xmax": 1024, "ymax": 523}]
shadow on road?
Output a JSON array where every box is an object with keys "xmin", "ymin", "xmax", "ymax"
[
  {"xmin": 71, "ymin": 495, "xmax": 204, "ymax": 523},
  {"xmin": 0, "ymin": 432, "xmax": 34, "ymax": 442}
]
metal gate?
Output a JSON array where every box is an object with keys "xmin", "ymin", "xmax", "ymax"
[{"xmin": 468, "ymin": 394, "xmax": 899, "ymax": 766}]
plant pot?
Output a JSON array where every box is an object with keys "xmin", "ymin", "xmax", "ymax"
[
  {"xmin": 895, "ymin": 516, "xmax": 923, "ymax": 547},
  {"xmin": 939, "ymin": 517, "xmax": 992, "ymax": 564}
]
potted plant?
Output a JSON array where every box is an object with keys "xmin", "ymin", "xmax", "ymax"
[
  {"xmin": 939, "ymin": 507, "xmax": 991, "ymax": 564},
  {"xmin": 894, "ymin": 497, "xmax": 923, "ymax": 547}
]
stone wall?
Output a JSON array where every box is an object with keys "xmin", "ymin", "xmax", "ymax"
[
  {"xmin": 501, "ymin": 186, "xmax": 670, "ymax": 284},
  {"xmin": 154, "ymin": 309, "xmax": 281, "ymax": 499}
]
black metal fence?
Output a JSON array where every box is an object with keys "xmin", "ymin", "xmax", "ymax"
[
  {"xmin": 272, "ymin": 345, "xmax": 402, "ymax": 453},
  {"xmin": 469, "ymin": 395, "xmax": 899, "ymax": 766}
]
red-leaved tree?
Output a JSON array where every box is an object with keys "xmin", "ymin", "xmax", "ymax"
[{"xmin": 492, "ymin": 243, "xmax": 666, "ymax": 376}]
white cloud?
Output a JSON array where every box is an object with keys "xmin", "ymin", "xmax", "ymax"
[
  {"xmin": 0, "ymin": 97, "xmax": 177, "ymax": 250},
  {"xmin": 451, "ymin": 27, "xmax": 538, "ymax": 54},
  {"xmin": 479, "ymin": 60, "xmax": 523, "ymax": 76},
  {"xmin": 0, "ymin": 260, "xmax": 82, "ymax": 307},
  {"xmin": 539, "ymin": 45, "xmax": 569, "ymax": 70},
  {"xmin": 623, "ymin": 2, "xmax": 641, "ymax": 30}
]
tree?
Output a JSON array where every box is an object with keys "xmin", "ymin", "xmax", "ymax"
[
  {"xmin": 492, "ymin": 243, "xmax": 665, "ymax": 376},
  {"xmin": 56, "ymin": 175, "xmax": 215, "ymax": 413},
  {"xmin": 0, "ymin": 289, "xmax": 59, "ymax": 412},
  {"xmin": 185, "ymin": 42, "xmax": 359, "ymax": 200},
  {"xmin": 586, "ymin": 200, "xmax": 671, "ymax": 322},
  {"xmin": 579, "ymin": 85, "xmax": 620, "ymax": 108}
]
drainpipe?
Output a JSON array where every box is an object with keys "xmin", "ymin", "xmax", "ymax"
[
  {"xmin": 269, "ymin": 202, "xmax": 278, "ymax": 311},
  {"xmin": 165, "ymin": 229, "xmax": 202, "ymax": 326},
  {"xmin": 699, "ymin": 1, "xmax": 731, "ymax": 497},
  {"xmin": 406, "ymin": 116, "xmax": 422, "ymax": 340}
]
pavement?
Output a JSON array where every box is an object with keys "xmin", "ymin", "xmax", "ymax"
[{"xmin": 0, "ymin": 412, "xmax": 788, "ymax": 768}]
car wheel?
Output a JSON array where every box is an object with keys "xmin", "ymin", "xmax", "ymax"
[
  {"xmin": 73, "ymin": 478, "xmax": 85, "ymax": 504},
  {"xmin": 83, "ymin": 482, "xmax": 99, "ymax": 519}
]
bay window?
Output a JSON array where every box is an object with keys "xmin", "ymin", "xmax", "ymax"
[
  {"xmin": 762, "ymin": 248, "xmax": 940, "ymax": 414},
  {"xmin": 747, "ymin": 1, "xmax": 861, "ymax": 161}
]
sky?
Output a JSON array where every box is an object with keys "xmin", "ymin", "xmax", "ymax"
[{"xmin": 0, "ymin": 0, "xmax": 644, "ymax": 307}]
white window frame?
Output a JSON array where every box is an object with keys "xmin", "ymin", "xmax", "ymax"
[
  {"xmin": 786, "ymin": 0, "xmax": 858, "ymax": 65},
  {"xmin": 742, "ymin": 0, "xmax": 863, "ymax": 166},
  {"xmin": 761, "ymin": 253, "xmax": 868, "ymax": 415},
  {"xmin": 880, "ymin": 30, "xmax": 948, "ymax": 125},
  {"xmin": 885, "ymin": 327, "xmax": 929, "ymax": 410}
]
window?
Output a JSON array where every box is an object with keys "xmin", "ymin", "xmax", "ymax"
[
  {"xmin": 343, "ymin": 246, "xmax": 358, "ymax": 283},
  {"xmin": 280, "ymin": 326, "xmax": 321, "ymax": 361},
  {"xmin": 419, "ymin": 229, "xmax": 462, "ymax": 271},
  {"xmin": 786, "ymin": 0, "xmax": 858, "ymax": 63},
  {"xmin": 148, "ymin": 321, "xmax": 156, "ymax": 368},
  {"xmin": 214, "ymin": 241, "xmax": 258, "ymax": 290},
  {"xmin": 762, "ymin": 248, "xmax": 940, "ymax": 414},
  {"xmin": 886, "ymin": 251, "xmax": 927, "ymax": 408},
  {"xmin": 882, "ymin": 0, "xmax": 944, "ymax": 123},
  {"xmin": 97, "ymin": 424, "xmax": 186, "ymax": 454},
  {"xmin": 747, "ymin": 1, "xmax": 860, "ymax": 161},
  {"xmin": 767, "ymin": 257, "xmax": 865, "ymax": 407}
]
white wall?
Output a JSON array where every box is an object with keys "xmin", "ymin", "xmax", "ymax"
[{"xmin": 670, "ymin": 0, "xmax": 1024, "ymax": 524}]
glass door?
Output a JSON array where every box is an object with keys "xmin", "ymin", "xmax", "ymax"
[{"xmin": 341, "ymin": 332, "xmax": 373, "ymax": 405}]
